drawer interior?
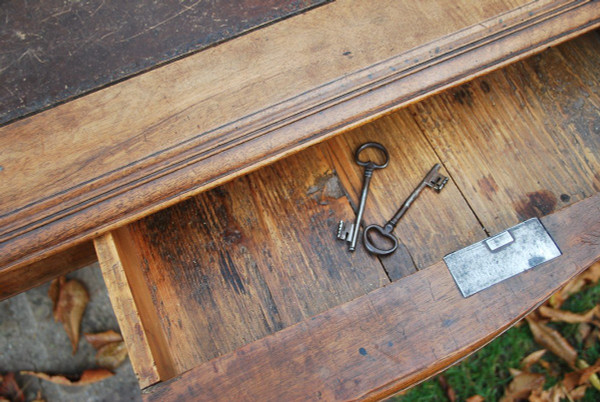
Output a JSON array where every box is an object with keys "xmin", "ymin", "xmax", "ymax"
[{"xmin": 95, "ymin": 30, "xmax": 600, "ymax": 393}]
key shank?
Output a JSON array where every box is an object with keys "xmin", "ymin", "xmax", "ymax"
[{"xmin": 350, "ymin": 167, "xmax": 374, "ymax": 251}]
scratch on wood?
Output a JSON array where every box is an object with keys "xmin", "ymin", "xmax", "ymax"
[{"xmin": 119, "ymin": 0, "xmax": 203, "ymax": 43}]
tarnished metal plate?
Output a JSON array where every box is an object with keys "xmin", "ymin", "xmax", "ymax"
[{"xmin": 444, "ymin": 218, "xmax": 562, "ymax": 297}]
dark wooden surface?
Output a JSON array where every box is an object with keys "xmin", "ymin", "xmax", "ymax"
[
  {"xmin": 326, "ymin": 111, "xmax": 485, "ymax": 273},
  {"xmin": 123, "ymin": 145, "xmax": 389, "ymax": 375},
  {"xmin": 0, "ymin": 0, "xmax": 327, "ymax": 125},
  {"xmin": 142, "ymin": 194, "xmax": 600, "ymax": 401},
  {"xmin": 411, "ymin": 29, "xmax": 600, "ymax": 234},
  {"xmin": 3, "ymin": 0, "xmax": 599, "ymax": 286}
]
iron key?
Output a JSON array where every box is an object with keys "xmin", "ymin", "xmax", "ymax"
[
  {"xmin": 363, "ymin": 163, "xmax": 448, "ymax": 255},
  {"xmin": 337, "ymin": 142, "xmax": 389, "ymax": 251}
]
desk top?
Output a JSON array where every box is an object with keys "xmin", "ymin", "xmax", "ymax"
[{"xmin": 0, "ymin": 0, "xmax": 327, "ymax": 125}]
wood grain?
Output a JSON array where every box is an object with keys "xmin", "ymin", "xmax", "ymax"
[
  {"xmin": 412, "ymin": 30, "xmax": 600, "ymax": 234},
  {"xmin": 2, "ymin": 0, "xmax": 598, "ymax": 277},
  {"xmin": 94, "ymin": 231, "xmax": 176, "ymax": 388},
  {"xmin": 326, "ymin": 110, "xmax": 486, "ymax": 274},
  {"xmin": 0, "ymin": 241, "xmax": 96, "ymax": 301},
  {"xmin": 108, "ymin": 145, "xmax": 388, "ymax": 377},
  {"xmin": 0, "ymin": 0, "xmax": 328, "ymax": 125},
  {"xmin": 143, "ymin": 193, "xmax": 600, "ymax": 401}
]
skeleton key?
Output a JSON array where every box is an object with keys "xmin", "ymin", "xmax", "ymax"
[
  {"xmin": 337, "ymin": 142, "xmax": 389, "ymax": 251},
  {"xmin": 363, "ymin": 163, "xmax": 448, "ymax": 256}
]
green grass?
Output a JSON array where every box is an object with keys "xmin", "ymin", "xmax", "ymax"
[{"xmin": 394, "ymin": 279, "xmax": 600, "ymax": 401}]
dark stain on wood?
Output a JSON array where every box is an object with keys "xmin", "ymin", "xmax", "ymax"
[
  {"xmin": 123, "ymin": 147, "xmax": 388, "ymax": 373},
  {"xmin": 218, "ymin": 252, "xmax": 246, "ymax": 295},
  {"xmin": 306, "ymin": 171, "xmax": 345, "ymax": 205},
  {"xmin": 0, "ymin": 0, "xmax": 329, "ymax": 125},
  {"xmin": 480, "ymin": 80, "xmax": 491, "ymax": 93},
  {"xmin": 453, "ymin": 83, "xmax": 474, "ymax": 106},
  {"xmin": 560, "ymin": 193, "xmax": 571, "ymax": 203},
  {"xmin": 477, "ymin": 174, "xmax": 499, "ymax": 201},
  {"xmin": 514, "ymin": 190, "xmax": 557, "ymax": 220}
]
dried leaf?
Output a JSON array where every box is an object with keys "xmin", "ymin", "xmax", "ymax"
[
  {"xmin": 437, "ymin": 375, "xmax": 456, "ymax": 402},
  {"xmin": 501, "ymin": 372, "xmax": 545, "ymax": 401},
  {"xmin": 529, "ymin": 384, "xmax": 565, "ymax": 402},
  {"xmin": 96, "ymin": 341, "xmax": 128, "ymax": 370},
  {"xmin": 21, "ymin": 369, "xmax": 113, "ymax": 386},
  {"xmin": 579, "ymin": 262, "xmax": 600, "ymax": 284},
  {"xmin": 0, "ymin": 373, "xmax": 24, "ymax": 402},
  {"xmin": 539, "ymin": 305, "xmax": 599, "ymax": 324},
  {"xmin": 48, "ymin": 276, "xmax": 66, "ymax": 320},
  {"xmin": 521, "ymin": 349, "xmax": 546, "ymax": 371},
  {"xmin": 84, "ymin": 330, "xmax": 123, "ymax": 350},
  {"xmin": 508, "ymin": 368, "xmax": 522, "ymax": 377},
  {"xmin": 569, "ymin": 385, "xmax": 587, "ymax": 399},
  {"xmin": 466, "ymin": 395, "xmax": 485, "ymax": 402},
  {"xmin": 584, "ymin": 327, "xmax": 599, "ymax": 350},
  {"xmin": 563, "ymin": 370, "xmax": 580, "ymax": 392},
  {"xmin": 577, "ymin": 358, "xmax": 600, "ymax": 390},
  {"xmin": 54, "ymin": 279, "xmax": 89, "ymax": 354},
  {"xmin": 549, "ymin": 262, "xmax": 600, "ymax": 308},
  {"xmin": 526, "ymin": 317, "xmax": 578, "ymax": 368},
  {"xmin": 577, "ymin": 323, "xmax": 592, "ymax": 344}
]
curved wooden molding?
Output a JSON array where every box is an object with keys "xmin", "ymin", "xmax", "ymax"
[
  {"xmin": 1, "ymin": 0, "xmax": 599, "ymax": 272},
  {"xmin": 142, "ymin": 194, "xmax": 600, "ymax": 401}
]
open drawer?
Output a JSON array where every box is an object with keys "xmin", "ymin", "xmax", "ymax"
[{"xmin": 93, "ymin": 32, "xmax": 600, "ymax": 400}]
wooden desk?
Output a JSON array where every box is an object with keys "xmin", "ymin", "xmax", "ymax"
[{"xmin": 1, "ymin": 1, "xmax": 600, "ymax": 400}]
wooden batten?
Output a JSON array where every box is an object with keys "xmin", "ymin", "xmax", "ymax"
[{"xmin": 94, "ymin": 229, "xmax": 177, "ymax": 388}]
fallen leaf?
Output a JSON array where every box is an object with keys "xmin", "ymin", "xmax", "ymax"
[
  {"xmin": 577, "ymin": 358, "xmax": 600, "ymax": 390},
  {"xmin": 437, "ymin": 375, "xmax": 456, "ymax": 402},
  {"xmin": 501, "ymin": 372, "xmax": 545, "ymax": 401},
  {"xmin": 521, "ymin": 349, "xmax": 546, "ymax": 371},
  {"xmin": 21, "ymin": 369, "xmax": 113, "ymax": 386},
  {"xmin": 562, "ymin": 358, "xmax": 600, "ymax": 395},
  {"xmin": 508, "ymin": 368, "xmax": 522, "ymax": 377},
  {"xmin": 465, "ymin": 395, "xmax": 484, "ymax": 402},
  {"xmin": 84, "ymin": 330, "xmax": 123, "ymax": 350},
  {"xmin": 549, "ymin": 262, "xmax": 600, "ymax": 308},
  {"xmin": 48, "ymin": 276, "xmax": 66, "ymax": 320},
  {"xmin": 563, "ymin": 370, "xmax": 580, "ymax": 392},
  {"xmin": 53, "ymin": 279, "xmax": 89, "ymax": 354},
  {"xmin": 526, "ymin": 317, "xmax": 578, "ymax": 368},
  {"xmin": 584, "ymin": 327, "xmax": 599, "ymax": 350},
  {"xmin": 539, "ymin": 305, "xmax": 599, "ymax": 324},
  {"xmin": 569, "ymin": 385, "xmax": 587, "ymax": 399},
  {"xmin": 529, "ymin": 384, "xmax": 565, "ymax": 402},
  {"xmin": 0, "ymin": 373, "xmax": 24, "ymax": 402},
  {"xmin": 577, "ymin": 323, "xmax": 592, "ymax": 344},
  {"xmin": 96, "ymin": 341, "xmax": 128, "ymax": 370},
  {"xmin": 579, "ymin": 262, "xmax": 600, "ymax": 284}
]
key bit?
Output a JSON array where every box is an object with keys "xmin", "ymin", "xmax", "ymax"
[
  {"xmin": 336, "ymin": 221, "xmax": 355, "ymax": 243},
  {"xmin": 425, "ymin": 169, "xmax": 449, "ymax": 192}
]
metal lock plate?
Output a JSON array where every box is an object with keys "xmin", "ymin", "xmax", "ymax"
[{"xmin": 444, "ymin": 218, "xmax": 562, "ymax": 297}]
